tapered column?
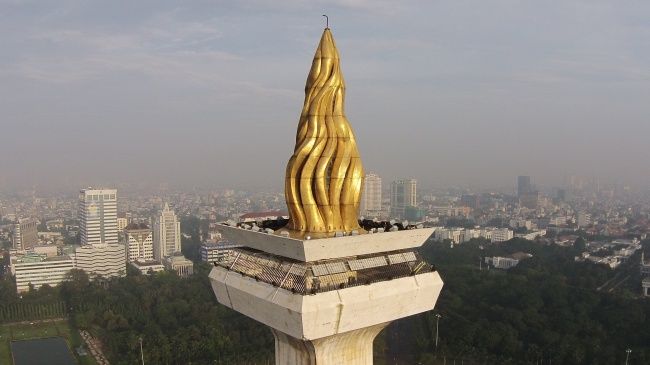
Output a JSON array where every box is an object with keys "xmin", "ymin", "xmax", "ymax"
[{"xmin": 272, "ymin": 323, "xmax": 389, "ymax": 365}]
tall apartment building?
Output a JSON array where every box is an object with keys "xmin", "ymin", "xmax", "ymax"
[
  {"xmin": 124, "ymin": 223, "xmax": 154, "ymax": 262},
  {"xmin": 153, "ymin": 203, "xmax": 181, "ymax": 260},
  {"xmin": 390, "ymin": 179, "xmax": 417, "ymax": 219},
  {"xmin": 13, "ymin": 217, "xmax": 39, "ymax": 250},
  {"xmin": 517, "ymin": 176, "xmax": 532, "ymax": 197},
  {"xmin": 361, "ymin": 173, "xmax": 382, "ymax": 214},
  {"xmin": 75, "ymin": 244, "xmax": 126, "ymax": 279},
  {"xmin": 79, "ymin": 188, "xmax": 118, "ymax": 245},
  {"xmin": 10, "ymin": 253, "xmax": 75, "ymax": 292}
]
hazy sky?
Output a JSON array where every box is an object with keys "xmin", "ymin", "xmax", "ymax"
[{"xmin": 1, "ymin": 0, "xmax": 649, "ymax": 192}]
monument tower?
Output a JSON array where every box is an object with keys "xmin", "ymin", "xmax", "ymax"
[{"xmin": 209, "ymin": 26, "xmax": 444, "ymax": 365}]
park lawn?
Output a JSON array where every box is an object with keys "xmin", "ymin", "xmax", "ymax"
[{"xmin": 0, "ymin": 319, "xmax": 98, "ymax": 365}]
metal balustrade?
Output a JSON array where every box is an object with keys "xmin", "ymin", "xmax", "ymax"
[{"xmin": 213, "ymin": 248, "xmax": 435, "ymax": 295}]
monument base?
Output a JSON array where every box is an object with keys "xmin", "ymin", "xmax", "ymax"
[{"xmin": 272, "ymin": 323, "xmax": 389, "ymax": 365}]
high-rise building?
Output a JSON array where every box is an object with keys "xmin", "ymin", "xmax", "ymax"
[
  {"xmin": 153, "ymin": 203, "xmax": 181, "ymax": 260},
  {"xmin": 79, "ymin": 188, "xmax": 118, "ymax": 245},
  {"xmin": 519, "ymin": 191, "xmax": 540, "ymax": 209},
  {"xmin": 75, "ymin": 244, "xmax": 126, "ymax": 279},
  {"xmin": 390, "ymin": 179, "xmax": 417, "ymax": 219},
  {"xmin": 361, "ymin": 173, "xmax": 382, "ymax": 214},
  {"xmin": 517, "ymin": 176, "xmax": 532, "ymax": 197},
  {"xmin": 13, "ymin": 217, "xmax": 39, "ymax": 250},
  {"xmin": 124, "ymin": 223, "xmax": 154, "ymax": 262}
]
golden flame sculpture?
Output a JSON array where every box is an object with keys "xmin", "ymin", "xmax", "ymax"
[{"xmin": 284, "ymin": 28, "xmax": 364, "ymax": 236}]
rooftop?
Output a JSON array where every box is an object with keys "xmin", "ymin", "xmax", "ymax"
[
  {"xmin": 124, "ymin": 222, "xmax": 150, "ymax": 230},
  {"xmin": 217, "ymin": 219, "xmax": 434, "ymax": 262},
  {"xmin": 239, "ymin": 211, "xmax": 287, "ymax": 220}
]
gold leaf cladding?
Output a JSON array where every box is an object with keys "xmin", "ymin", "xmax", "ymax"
[{"xmin": 284, "ymin": 29, "xmax": 364, "ymax": 235}]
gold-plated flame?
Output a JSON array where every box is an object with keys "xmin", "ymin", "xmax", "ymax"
[{"xmin": 284, "ymin": 28, "xmax": 364, "ymax": 236}]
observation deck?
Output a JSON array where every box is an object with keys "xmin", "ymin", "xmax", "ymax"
[{"xmin": 212, "ymin": 246, "xmax": 435, "ymax": 295}]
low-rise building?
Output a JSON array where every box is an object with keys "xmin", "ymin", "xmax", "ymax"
[
  {"xmin": 130, "ymin": 260, "xmax": 165, "ymax": 275},
  {"xmin": 75, "ymin": 244, "xmax": 126, "ymax": 279},
  {"xmin": 485, "ymin": 256, "xmax": 520, "ymax": 270},
  {"xmin": 163, "ymin": 254, "xmax": 194, "ymax": 277},
  {"xmin": 434, "ymin": 228, "xmax": 463, "ymax": 244},
  {"xmin": 10, "ymin": 253, "xmax": 75, "ymax": 292},
  {"xmin": 485, "ymin": 252, "xmax": 531, "ymax": 270},
  {"xmin": 200, "ymin": 241, "xmax": 241, "ymax": 263},
  {"xmin": 430, "ymin": 206, "xmax": 471, "ymax": 217},
  {"xmin": 431, "ymin": 227, "xmax": 513, "ymax": 244},
  {"xmin": 515, "ymin": 230, "xmax": 546, "ymax": 241},
  {"xmin": 33, "ymin": 245, "xmax": 59, "ymax": 257},
  {"xmin": 491, "ymin": 228, "xmax": 514, "ymax": 243}
]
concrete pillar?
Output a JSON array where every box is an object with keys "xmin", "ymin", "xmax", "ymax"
[{"xmin": 272, "ymin": 323, "xmax": 389, "ymax": 365}]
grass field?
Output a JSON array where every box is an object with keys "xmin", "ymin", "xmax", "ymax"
[{"xmin": 0, "ymin": 319, "xmax": 98, "ymax": 365}]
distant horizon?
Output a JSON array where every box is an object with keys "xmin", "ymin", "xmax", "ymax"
[
  {"xmin": 0, "ymin": 175, "xmax": 641, "ymax": 198},
  {"xmin": 2, "ymin": 1, "xmax": 649, "ymax": 192}
]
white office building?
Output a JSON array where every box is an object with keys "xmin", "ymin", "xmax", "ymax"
[
  {"xmin": 153, "ymin": 203, "xmax": 181, "ymax": 260},
  {"xmin": 163, "ymin": 254, "xmax": 194, "ymax": 277},
  {"xmin": 10, "ymin": 253, "xmax": 75, "ymax": 293},
  {"xmin": 124, "ymin": 223, "xmax": 154, "ymax": 262},
  {"xmin": 491, "ymin": 228, "xmax": 514, "ymax": 243},
  {"xmin": 130, "ymin": 261, "xmax": 165, "ymax": 275},
  {"xmin": 200, "ymin": 241, "xmax": 241, "ymax": 263},
  {"xmin": 434, "ymin": 228, "xmax": 464, "ymax": 244},
  {"xmin": 75, "ymin": 244, "xmax": 126, "ymax": 279},
  {"xmin": 361, "ymin": 173, "xmax": 382, "ymax": 213},
  {"xmin": 485, "ymin": 256, "xmax": 520, "ymax": 270},
  {"xmin": 515, "ymin": 230, "xmax": 547, "ymax": 241},
  {"xmin": 79, "ymin": 188, "xmax": 118, "ymax": 245}
]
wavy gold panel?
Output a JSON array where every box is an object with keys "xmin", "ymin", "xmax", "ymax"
[{"xmin": 285, "ymin": 28, "xmax": 364, "ymax": 235}]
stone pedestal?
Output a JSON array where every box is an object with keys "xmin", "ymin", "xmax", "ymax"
[
  {"xmin": 209, "ymin": 227, "xmax": 444, "ymax": 365},
  {"xmin": 272, "ymin": 323, "xmax": 388, "ymax": 365}
]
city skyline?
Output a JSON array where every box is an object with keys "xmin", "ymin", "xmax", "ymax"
[
  {"xmin": 2, "ymin": 1, "xmax": 650, "ymax": 191},
  {"xmin": 2, "ymin": 3, "xmax": 650, "ymax": 364}
]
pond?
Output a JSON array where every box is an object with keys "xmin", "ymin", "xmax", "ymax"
[{"xmin": 11, "ymin": 337, "xmax": 76, "ymax": 365}]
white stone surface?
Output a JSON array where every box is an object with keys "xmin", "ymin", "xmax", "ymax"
[
  {"xmin": 217, "ymin": 224, "xmax": 435, "ymax": 262},
  {"xmin": 272, "ymin": 323, "xmax": 388, "ymax": 365},
  {"xmin": 209, "ymin": 266, "xmax": 443, "ymax": 340}
]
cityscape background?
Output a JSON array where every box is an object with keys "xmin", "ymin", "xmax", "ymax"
[
  {"xmin": 2, "ymin": 1, "xmax": 650, "ymax": 364},
  {"xmin": 2, "ymin": 1, "xmax": 650, "ymax": 191}
]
